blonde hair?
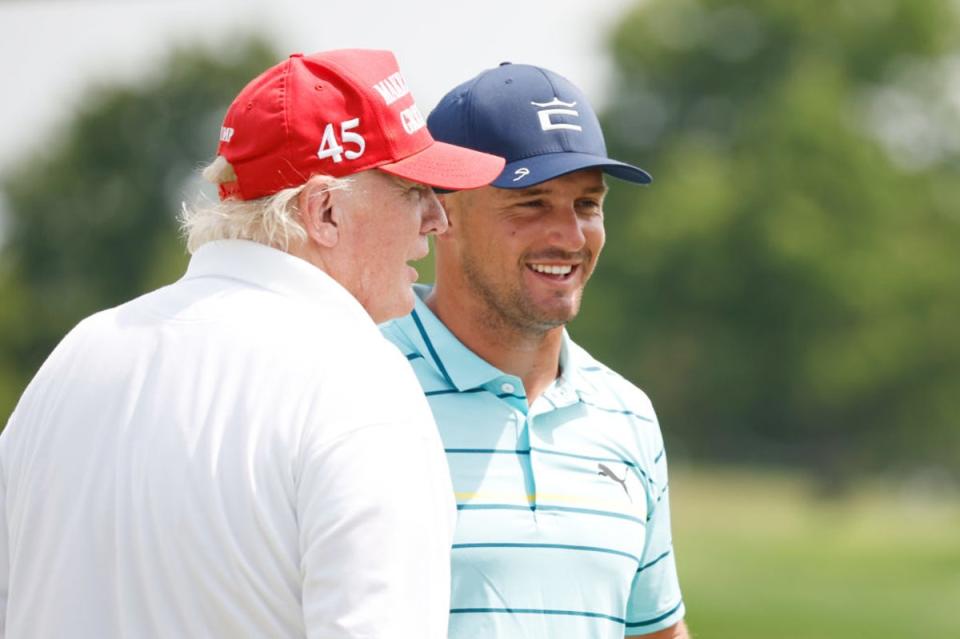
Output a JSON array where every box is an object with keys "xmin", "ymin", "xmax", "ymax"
[{"xmin": 179, "ymin": 156, "xmax": 351, "ymax": 253}]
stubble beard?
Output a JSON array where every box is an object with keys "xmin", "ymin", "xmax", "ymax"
[{"xmin": 460, "ymin": 250, "xmax": 585, "ymax": 339}]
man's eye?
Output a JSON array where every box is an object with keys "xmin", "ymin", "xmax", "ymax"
[{"xmin": 518, "ymin": 199, "xmax": 545, "ymax": 208}]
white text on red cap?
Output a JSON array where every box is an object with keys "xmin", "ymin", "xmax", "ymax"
[{"xmin": 373, "ymin": 72, "xmax": 410, "ymax": 106}]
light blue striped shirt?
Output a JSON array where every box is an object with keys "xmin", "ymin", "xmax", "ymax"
[{"xmin": 381, "ymin": 286, "xmax": 684, "ymax": 638}]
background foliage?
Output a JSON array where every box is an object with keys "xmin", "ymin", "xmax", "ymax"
[
  {"xmin": 574, "ymin": 0, "xmax": 960, "ymax": 485},
  {"xmin": 3, "ymin": 2, "xmax": 959, "ymax": 485},
  {"xmin": 0, "ymin": 39, "xmax": 278, "ymax": 417}
]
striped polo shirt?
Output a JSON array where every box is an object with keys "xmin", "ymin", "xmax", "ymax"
[{"xmin": 381, "ymin": 287, "xmax": 685, "ymax": 638}]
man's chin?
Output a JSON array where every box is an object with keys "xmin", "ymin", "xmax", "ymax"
[
  {"xmin": 369, "ymin": 289, "xmax": 416, "ymax": 325},
  {"xmin": 519, "ymin": 304, "xmax": 581, "ymax": 332},
  {"xmin": 528, "ymin": 296, "xmax": 581, "ymax": 325}
]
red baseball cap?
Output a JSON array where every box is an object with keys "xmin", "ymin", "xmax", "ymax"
[{"xmin": 215, "ymin": 49, "xmax": 506, "ymax": 200}]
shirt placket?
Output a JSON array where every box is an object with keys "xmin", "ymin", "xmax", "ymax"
[
  {"xmin": 484, "ymin": 375, "xmax": 537, "ymax": 513},
  {"xmin": 526, "ymin": 377, "xmax": 582, "ymax": 519}
]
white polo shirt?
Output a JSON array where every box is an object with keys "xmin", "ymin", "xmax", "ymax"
[{"xmin": 0, "ymin": 239, "xmax": 455, "ymax": 639}]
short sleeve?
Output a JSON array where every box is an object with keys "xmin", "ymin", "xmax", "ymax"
[{"xmin": 625, "ymin": 445, "xmax": 685, "ymax": 634}]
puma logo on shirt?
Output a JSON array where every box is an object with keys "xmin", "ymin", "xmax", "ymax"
[{"xmin": 597, "ymin": 463, "xmax": 631, "ymax": 499}]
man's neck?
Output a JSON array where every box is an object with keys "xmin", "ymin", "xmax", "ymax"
[{"xmin": 425, "ymin": 287, "xmax": 563, "ymax": 404}]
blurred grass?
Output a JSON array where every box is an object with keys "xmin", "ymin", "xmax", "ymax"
[{"xmin": 670, "ymin": 467, "xmax": 960, "ymax": 638}]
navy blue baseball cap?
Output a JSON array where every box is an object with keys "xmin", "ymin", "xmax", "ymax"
[{"xmin": 427, "ymin": 62, "xmax": 651, "ymax": 189}]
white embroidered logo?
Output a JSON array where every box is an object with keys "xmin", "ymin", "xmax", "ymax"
[
  {"xmin": 317, "ymin": 118, "xmax": 366, "ymax": 163},
  {"xmin": 513, "ymin": 167, "xmax": 530, "ymax": 181},
  {"xmin": 399, "ymin": 103, "xmax": 426, "ymax": 135},
  {"xmin": 219, "ymin": 127, "xmax": 235, "ymax": 143},
  {"xmin": 372, "ymin": 72, "xmax": 411, "ymax": 106},
  {"xmin": 530, "ymin": 98, "xmax": 582, "ymax": 132}
]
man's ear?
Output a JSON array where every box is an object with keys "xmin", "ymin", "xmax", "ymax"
[{"xmin": 298, "ymin": 178, "xmax": 341, "ymax": 248}]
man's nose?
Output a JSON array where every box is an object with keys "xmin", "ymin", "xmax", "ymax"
[
  {"xmin": 421, "ymin": 189, "xmax": 448, "ymax": 235},
  {"xmin": 547, "ymin": 205, "xmax": 587, "ymax": 250}
]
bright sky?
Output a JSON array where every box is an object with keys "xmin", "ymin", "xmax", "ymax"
[{"xmin": 0, "ymin": 0, "xmax": 637, "ymax": 173}]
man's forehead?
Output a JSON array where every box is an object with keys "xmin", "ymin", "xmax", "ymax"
[
  {"xmin": 356, "ymin": 169, "xmax": 423, "ymax": 191},
  {"xmin": 386, "ymin": 173, "xmax": 430, "ymax": 190}
]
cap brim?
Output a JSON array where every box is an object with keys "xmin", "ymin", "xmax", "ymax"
[
  {"xmin": 492, "ymin": 152, "xmax": 652, "ymax": 189},
  {"xmin": 379, "ymin": 141, "xmax": 505, "ymax": 191}
]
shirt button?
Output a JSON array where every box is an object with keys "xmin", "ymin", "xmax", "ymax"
[{"xmin": 501, "ymin": 382, "xmax": 515, "ymax": 394}]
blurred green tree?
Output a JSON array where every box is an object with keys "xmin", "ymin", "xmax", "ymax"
[
  {"xmin": 574, "ymin": 0, "xmax": 960, "ymax": 484},
  {"xmin": 0, "ymin": 38, "xmax": 279, "ymax": 423}
]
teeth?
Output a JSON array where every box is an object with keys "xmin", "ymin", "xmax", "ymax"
[{"xmin": 530, "ymin": 263, "xmax": 573, "ymax": 275}]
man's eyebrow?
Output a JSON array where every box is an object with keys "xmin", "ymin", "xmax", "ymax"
[
  {"xmin": 504, "ymin": 182, "xmax": 609, "ymax": 199},
  {"xmin": 503, "ymin": 187, "xmax": 552, "ymax": 199},
  {"xmin": 388, "ymin": 174, "xmax": 429, "ymax": 190}
]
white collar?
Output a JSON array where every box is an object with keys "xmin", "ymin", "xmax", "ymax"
[{"xmin": 182, "ymin": 239, "xmax": 370, "ymax": 323}]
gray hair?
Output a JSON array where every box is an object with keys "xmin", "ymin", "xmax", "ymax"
[{"xmin": 179, "ymin": 156, "xmax": 351, "ymax": 254}]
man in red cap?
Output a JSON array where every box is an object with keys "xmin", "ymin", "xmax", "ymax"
[{"xmin": 0, "ymin": 50, "xmax": 503, "ymax": 638}]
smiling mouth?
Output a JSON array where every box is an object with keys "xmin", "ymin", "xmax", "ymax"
[{"xmin": 527, "ymin": 263, "xmax": 578, "ymax": 279}]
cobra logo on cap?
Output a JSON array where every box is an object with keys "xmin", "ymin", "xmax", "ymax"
[{"xmin": 530, "ymin": 98, "xmax": 582, "ymax": 132}]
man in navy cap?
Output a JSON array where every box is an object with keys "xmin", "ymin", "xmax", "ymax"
[{"xmin": 381, "ymin": 63, "xmax": 689, "ymax": 638}]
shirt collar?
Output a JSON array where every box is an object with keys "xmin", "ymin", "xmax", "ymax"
[
  {"xmin": 182, "ymin": 239, "xmax": 371, "ymax": 324},
  {"xmin": 397, "ymin": 285, "xmax": 596, "ymax": 398},
  {"xmin": 553, "ymin": 332, "xmax": 601, "ymax": 403},
  {"xmin": 400, "ymin": 285, "xmax": 504, "ymax": 391}
]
